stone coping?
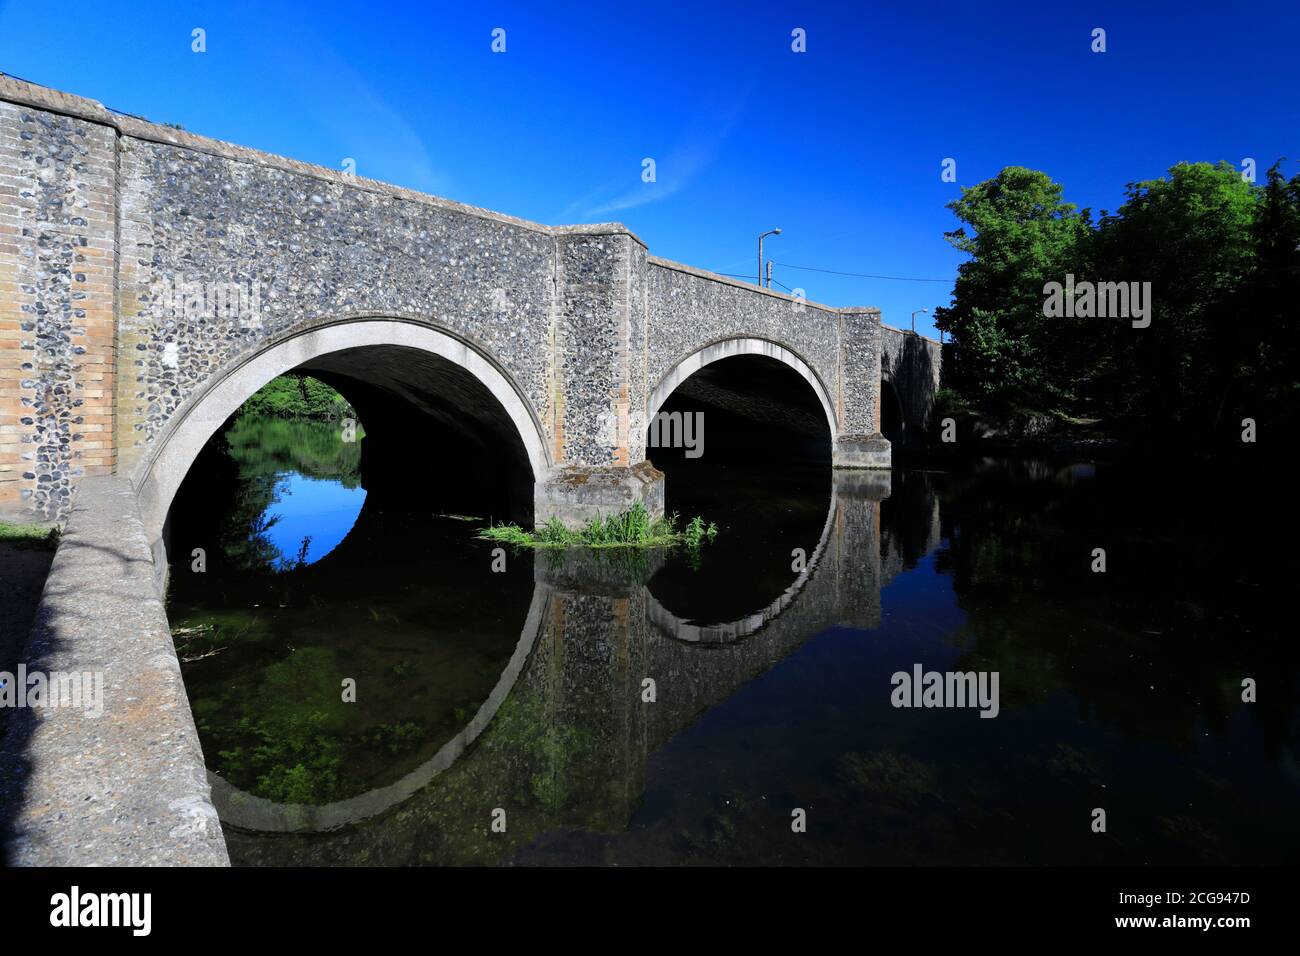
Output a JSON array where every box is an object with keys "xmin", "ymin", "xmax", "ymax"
[
  {"xmin": 881, "ymin": 323, "xmax": 943, "ymax": 347},
  {"xmin": 646, "ymin": 254, "xmax": 878, "ymax": 317},
  {"xmin": 0, "ymin": 475, "xmax": 228, "ymax": 866}
]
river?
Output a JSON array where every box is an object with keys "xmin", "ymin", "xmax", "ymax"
[{"xmin": 165, "ymin": 414, "xmax": 1299, "ymax": 865}]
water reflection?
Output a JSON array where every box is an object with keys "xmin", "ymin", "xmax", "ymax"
[
  {"xmin": 169, "ymin": 421, "xmax": 1299, "ymax": 866},
  {"xmin": 644, "ymin": 461, "xmax": 835, "ymax": 631},
  {"xmin": 261, "ymin": 473, "xmax": 366, "ymax": 568},
  {"xmin": 168, "ymin": 417, "xmax": 534, "ymax": 808},
  {"xmin": 204, "ymin": 466, "xmax": 899, "ymax": 859}
]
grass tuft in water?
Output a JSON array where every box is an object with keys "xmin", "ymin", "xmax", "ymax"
[{"xmin": 479, "ymin": 502, "xmax": 718, "ymax": 551}]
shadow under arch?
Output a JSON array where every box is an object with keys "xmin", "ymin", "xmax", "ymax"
[
  {"xmin": 134, "ymin": 316, "xmax": 553, "ymax": 551},
  {"xmin": 881, "ymin": 375, "xmax": 906, "ymax": 441},
  {"xmin": 647, "ymin": 336, "xmax": 838, "ymax": 442},
  {"xmin": 206, "ymin": 583, "xmax": 550, "ymax": 833}
]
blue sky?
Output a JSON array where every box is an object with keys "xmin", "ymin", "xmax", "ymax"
[{"xmin": 2, "ymin": 1, "xmax": 1295, "ymax": 336}]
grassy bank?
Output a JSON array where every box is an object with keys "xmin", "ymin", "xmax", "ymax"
[
  {"xmin": 479, "ymin": 502, "xmax": 717, "ymax": 550},
  {"xmin": 0, "ymin": 520, "xmax": 59, "ymax": 550},
  {"xmin": 1, "ymin": 521, "xmax": 60, "ymax": 686}
]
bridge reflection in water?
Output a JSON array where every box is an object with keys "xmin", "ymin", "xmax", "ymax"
[{"xmin": 207, "ymin": 469, "xmax": 943, "ymax": 865}]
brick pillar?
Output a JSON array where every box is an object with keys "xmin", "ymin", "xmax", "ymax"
[
  {"xmin": 0, "ymin": 98, "xmax": 118, "ymax": 521},
  {"xmin": 113, "ymin": 135, "xmax": 153, "ymax": 475}
]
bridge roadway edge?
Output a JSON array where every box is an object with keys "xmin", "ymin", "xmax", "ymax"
[{"xmin": 0, "ymin": 474, "xmax": 229, "ymax": 865}]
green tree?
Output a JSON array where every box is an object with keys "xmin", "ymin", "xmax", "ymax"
[
  {"xmin": 1094, "ymin": 161, "xmax": 1259, "ymax": 436},
  {"xmin": 1242, "ymin": 161, "xmax": 1300, "ymax": 435},
  {"xmin": 237, "ymin": 373, "xmax": 356, "ymax": 420},
  {"xmin": 933, "ymin": 167, "xmax": 1094, "ymax": 414},
  {"xmin": 936, "ymin": 160, "xmax": 1298, "ymax": 449}
]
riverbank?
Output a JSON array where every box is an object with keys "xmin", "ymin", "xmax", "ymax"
[
  {"xmin": 0, "ymin": 522, "xmax": 59, "ymax": 739},
  {"xmin": 903, "ymin": 393, "xmax": 1286, "ymax": 466}
]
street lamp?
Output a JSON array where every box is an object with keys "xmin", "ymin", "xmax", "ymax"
[
  {"xmin": 911, "ymin": 308, "xmax": 928, "ymax": 333},
  {"xmin": 758, "ymin": 228, "xmax": 781, "ymax": 286}
]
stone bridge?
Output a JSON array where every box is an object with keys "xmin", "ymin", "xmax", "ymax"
[
  {"xmin": 0, "ymin": 76, "xmax": 944, "ymax": 865},
  {"xmin": 0, "ymin": 76, "xmax": 940, "ymax": 534}
]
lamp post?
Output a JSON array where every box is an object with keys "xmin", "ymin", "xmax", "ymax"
[
  {"xmin": 911, "ymin": 308, "xmax": 929, "ymax": 333},
  {"xmin": 758, "ymin": 228, "xmax": 781, "ymax": 286}
]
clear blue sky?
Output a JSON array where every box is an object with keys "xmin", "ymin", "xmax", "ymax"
[{"xmin": 2, "ymin": 0, "xmax": 1295, "ymax": 336}]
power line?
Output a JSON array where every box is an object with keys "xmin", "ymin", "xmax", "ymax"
[
  {"xmin": 717, "ymin": 271, "xmax": 793, "ymax": 294},
  {"xmin": 2, "ymin": 70, "xmax": 147, "ymax": 119},
  {"xmin": 3, "ymin": 68, "xmax": 960, "ymax": 290},
  {"xmin": 773, "ymin": 261, "xmax": 952, "ymax": 283},
  {"xmin": 0, "ymin": 70, "xmax": 40, "ymax": 84}
]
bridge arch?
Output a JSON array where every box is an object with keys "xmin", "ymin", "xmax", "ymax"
[
  {"xmin": 134, "ymin": 316, "xmax": 551, "ymax": 545},
  {"xmin": 646, "ymin": 337, "xmax": 838, "ymax": 442},
  {"xmin": 880, "ymin": 375, "xmax": 906, "ymax": 440}
]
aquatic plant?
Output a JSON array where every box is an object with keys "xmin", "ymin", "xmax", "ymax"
[
  {"xmin": 683, "ymin": 515, "xmax": 719, "ymax": 549},
  {"xmin": 479, "ymin": 501, "xmax": 718, "ymax": 551}
]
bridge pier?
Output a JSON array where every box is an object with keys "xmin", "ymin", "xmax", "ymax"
[
  {"xmin": 534, "ymin": 462, "xmax": 665, "ymax": 527},
  {"xmin": 880, "ymin": 327, "xmax": 944, "ymax": 442},
  {"xmin": 833, "ymin": 434, "xmax": 893, "ymax": 469},
  {"xmin": 830, "ymin": 306, "xmax": 893, "ymax": 471},
  {"xmin": 532, "ymin": 229, "xmax": 670, "ymax": 526}
]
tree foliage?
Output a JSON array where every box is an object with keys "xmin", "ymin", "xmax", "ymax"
[
  {"xmin": 935, "ymin": 167, "xmax": 1094, "ymax": 412},
  {"xmin": 237, "ymin": 373, "xmax": 356, "ymax": 420},
  {"xmin": 935, "ymin": 161, "xmax": 1300, "ymax": 447}
]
